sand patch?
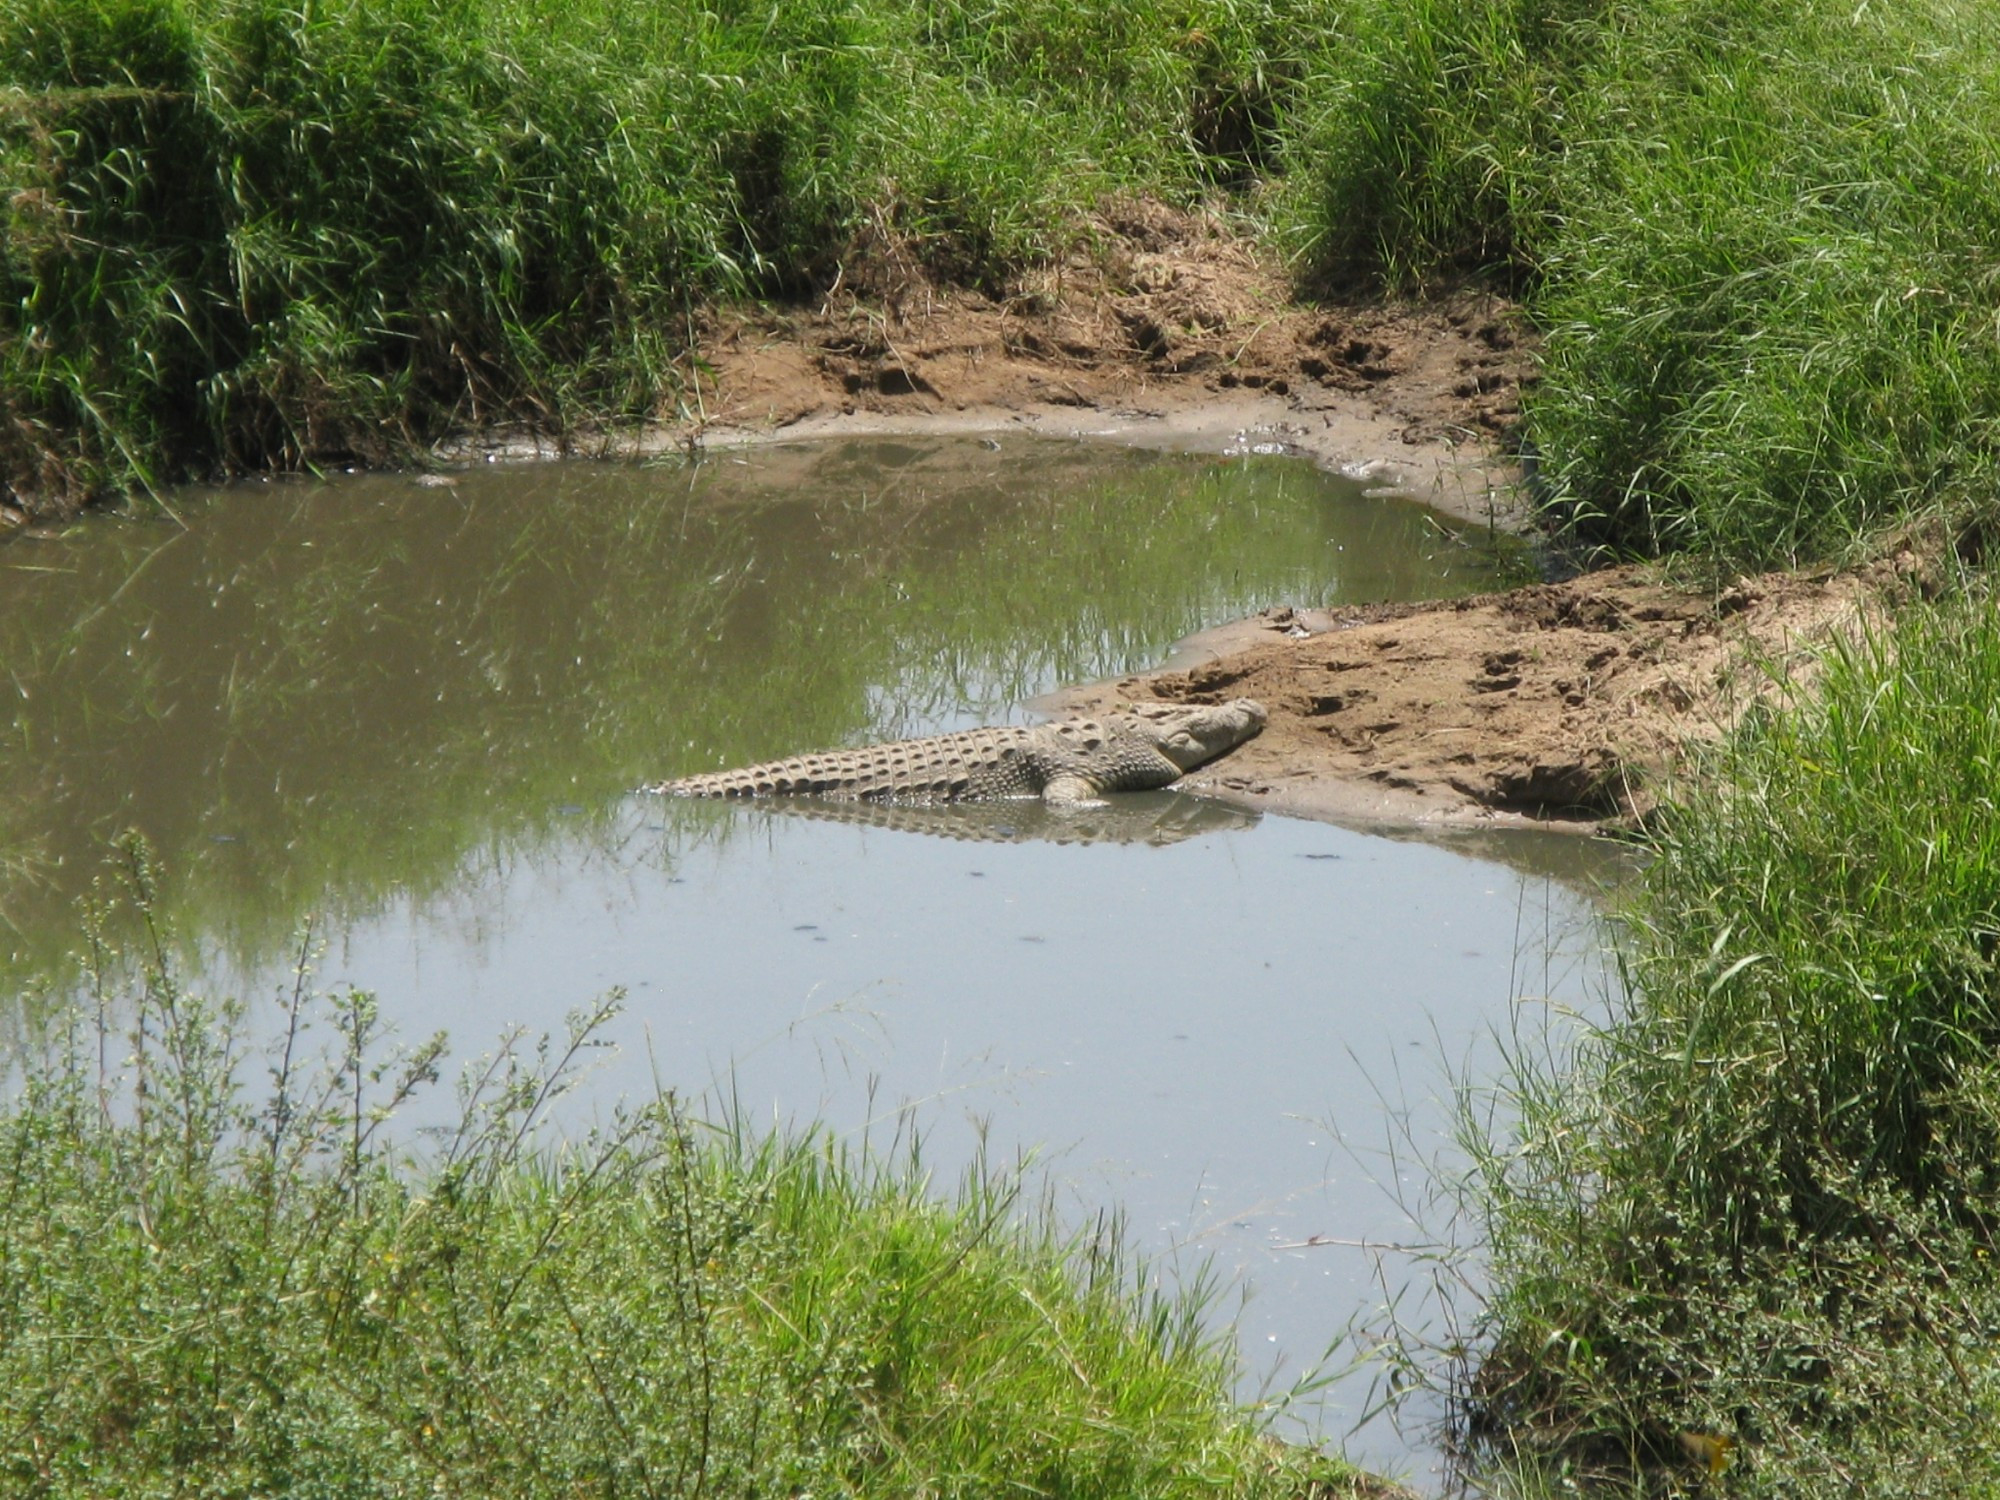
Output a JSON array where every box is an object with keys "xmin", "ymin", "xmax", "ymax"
[
  {"xmin": 663, "ymin": 199, "xmax": 1537, "ymax": 528},
  {"xmin": 1054, "ymin": 561, "xmax": 1909, "ymax": 831}
]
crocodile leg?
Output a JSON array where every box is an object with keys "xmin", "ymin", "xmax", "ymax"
[{"xmin": 1041, "ymin": 773, "xmax": 1107, "ymax": 809}]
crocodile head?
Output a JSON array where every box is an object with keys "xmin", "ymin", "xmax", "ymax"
[{"xmin": 1125, "ymin": 698, "xmax": 1267, "ymax": 772}]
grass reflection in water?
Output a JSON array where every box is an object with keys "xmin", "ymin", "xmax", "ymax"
[{"xmin": 0, "ymin": 436, "xmax": 1522, "ymax": 993}]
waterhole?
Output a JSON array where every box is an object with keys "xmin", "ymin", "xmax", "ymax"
[{"xmin": 0, "ymin": 435, "xmax": 1622, "ymax": 1484}]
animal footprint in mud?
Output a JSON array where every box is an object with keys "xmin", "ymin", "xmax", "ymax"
[
  {"xmin": 1304, "ymin": 686, "xmax": 1369, "ymax": 715},
  {"xmin": 1475, "ymin": 649, "xmax": 1525, "ymax": 692}
]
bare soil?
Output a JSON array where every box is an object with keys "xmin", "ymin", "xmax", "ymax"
[
  {"xmin": 664, "ymin": 201, "xmax": 1887, "ymax": 832},
  {"xmin": 671, "ymin": 199, "xmax": 1538, "ymax": 527},
  {"xmin": 1054, "ymin": 561, "xmax": 1898, "ymax": 831}
]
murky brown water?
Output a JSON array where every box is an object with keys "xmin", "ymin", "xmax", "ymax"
[{"xmin": 0, "ymin": 435, "xmax": 1620, "ymax": 1486}]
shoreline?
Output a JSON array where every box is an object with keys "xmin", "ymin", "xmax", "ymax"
[
  {"xmin": 1055, "ymin": 561, "xmax": 1887, "ymax": 834},
  {"xmin": 10, "ymin": 190, "xmax": 1881, "ymax": 838},
  {"xmin": 447, "ymin": 385, "xmax": 1530, "ymax": 534},
  {"xmin": 457, "ymin": 390, "xmax": 1879, "ymax": 838}
]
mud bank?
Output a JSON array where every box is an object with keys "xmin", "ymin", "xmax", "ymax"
[
  {"xmin": 633, "ymin": 202, "xmax": 1885, "ymax": 833},
  {"xmin": 1057, "ymin": 562, "xmax": 1894, "ymax": 831},
  {"xmin": 457, "ymin": 202, "xmax": 1539, "ymax": 530}
]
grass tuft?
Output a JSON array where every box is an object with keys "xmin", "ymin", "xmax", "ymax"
[{"xmin": 1456, "ymin": 596, "xmax": 2000, "ymax": 1490}]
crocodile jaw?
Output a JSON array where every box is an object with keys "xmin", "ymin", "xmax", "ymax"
[{"xmin": 1137, "ymin": 698, "xmax": 1268, "ymax": 774}]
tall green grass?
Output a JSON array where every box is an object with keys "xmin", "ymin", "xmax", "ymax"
[
  {"xmin": 1456, "ymin": 597, "xmax": 2000, "ymax": 1489},
  {"xmin": 1285, "ymin": 0, "xmax": 2000, "ymax": 565},
  {"xmin": 0, "ymin": 0, "xmax": 1343, "ymax": 511},
  {"xmin": 15, "ymin": 0, "xmax": 2000, "ymax": 566},
  {"xmin": 1529, "ymin": 0, "xmax": 2000, "ymax": 564},
  {"xmin": 1, "ymin": 0, "xmax": 875, "ymax": 501},
  {"xmin": 0, "ymin": 838, "xmax": 1359, "ymax": 1497},
  {"xmin": 1281, "ymin": 0, "xmax": 1595, "ymax": 290}
]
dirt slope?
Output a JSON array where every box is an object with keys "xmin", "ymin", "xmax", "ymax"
[
  {"xmin": 1056, "ymin": 562, "xmax": 1899, "ymax": 830},
  {"xmin": 677, "ymin": 200, "xmax": 1537, "ymax": 525}
]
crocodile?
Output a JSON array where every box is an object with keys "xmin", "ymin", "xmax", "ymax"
[{"xmin": 646, "ymin": 699, "xmax": 1266, "ymax": 809}]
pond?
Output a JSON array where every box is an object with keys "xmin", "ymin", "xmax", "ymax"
[{"xmin": 0, "ymin": 434, "xmax": 1622, "ymax": 1486}]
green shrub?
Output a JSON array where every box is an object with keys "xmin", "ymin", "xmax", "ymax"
[{"xmin": 1460, "ymin": 598, "xmax": 2000, "ymax": 1488}]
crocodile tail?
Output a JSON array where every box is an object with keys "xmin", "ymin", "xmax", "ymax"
[
  {"xmin": 651, "ymin": 753, "xmax": 876, "ymax": 799},
  {"xmin": 647, "ymin": 724, "xmax": 1058, "ymax": 802}
]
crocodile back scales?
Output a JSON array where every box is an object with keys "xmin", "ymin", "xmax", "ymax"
[{"xmin": 649, "ymin": 700, "xmax": 1265, "ymax": 806}]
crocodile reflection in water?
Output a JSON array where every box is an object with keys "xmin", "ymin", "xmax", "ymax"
[{"xmin": 719, "ymin": 788, "xmax": 1261, "ymax": 847}]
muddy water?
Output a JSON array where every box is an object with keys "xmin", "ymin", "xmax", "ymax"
[{"xmin": 0, "ymin": 435, "xmax": 1618, "ymax": 1484}]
